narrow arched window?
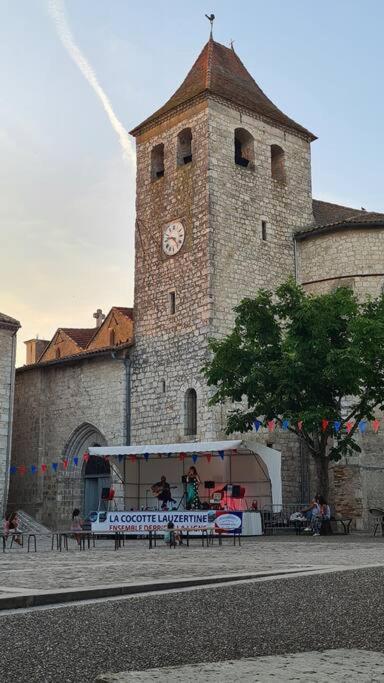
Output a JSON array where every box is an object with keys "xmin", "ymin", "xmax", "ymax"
[
  {"xmin": 271, "ymin": 144, "xmax": 286, "ymax": 182},
  {"xmin": 177, "ymin": 128, "xmax": 192, "ymax": 165},
  {"xmin": 234, "ymin": 128, "xmax": 254, "ymax": 167},
  {"xmin": 151, "ymin": 143, "xmax": 164, "ymax": 180},
  {"xmin": 109, "ymin": 328, "xmax": 116, "ymax": 346},
  {"xmin": 184, "ymin": 388, "xmax": 197, "ymax": 436}
]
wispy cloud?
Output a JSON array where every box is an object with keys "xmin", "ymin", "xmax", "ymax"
[{"xmin": 47, "ymin": 0, "xmax": 135, "ymax": 167}]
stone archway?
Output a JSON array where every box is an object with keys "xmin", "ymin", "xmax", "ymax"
[{"xmin": 64, "ymin": 423, "xmax": 111, "ymax": 517}]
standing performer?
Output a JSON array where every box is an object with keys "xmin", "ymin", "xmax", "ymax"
[{"xmin": 186, "ymin": 466, "xmax": 201, "ymax": 509}]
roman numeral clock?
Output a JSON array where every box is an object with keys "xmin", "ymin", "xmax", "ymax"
[{"xmin": 162, "ymin": 220, "xmax": 185, "ymax": 256}]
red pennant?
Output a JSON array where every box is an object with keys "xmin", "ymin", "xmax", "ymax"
[
  {"xmin": 373, "ymin": 419, "xmax": 380, "ymax": 433},
  {"xmin": 297, "ymin": 420, "xmax": 303, "ymax": 431},
  {"xmin": 41, "ymin": 463, "xmax": 47, "ymax": 473},
  {"xmin": 83, "ymin": 453, "xmax": 89, "ymax": 463},
  {"xmin": 232, "ymin": 449, "xmax": 237, "ymax": 455},
  {"xmin": 103, "ymin": 455, "xmax": 110, "ymax": 462},
  {"xmin": 267, "ymin": 420, "xmax": 275, "ymax": 432},
  {"xmin": 346, "ymin": 420, "xmax": 354, "ymax": 434},
  {"xmin": 18, "ymin": 465, "xmax": 26, "ymax": 476},
  {"xmin": 321, "ymin": 419, "xmax": 329, "ymax": 432},
  {"xmin": 62, "ymin": 459, "xmax": 69, "ymax": 470},
  {"xmin": 206, "ymin": 453, "xmax": 212, "ymax": 463},
  {"xmin": 128, "ymin": 455, "xmax": 136, "ymax": 463},
  {"xmin": 179, "ymin": 452, "xmax": 186, "ymax": 461}
]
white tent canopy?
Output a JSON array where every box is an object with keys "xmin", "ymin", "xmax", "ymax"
[{"xmin": 88, "ymin": 440, "xmax": 242, "ymax": 457}]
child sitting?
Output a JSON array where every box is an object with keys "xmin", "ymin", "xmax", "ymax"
[{"xmin": 163, "ymin": 521, "xmax": 183, "ymax": 546}]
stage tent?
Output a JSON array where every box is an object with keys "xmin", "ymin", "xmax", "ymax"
[{"xmin": 89, "ymin": 440, "xmax": 273, "ymax": 511}]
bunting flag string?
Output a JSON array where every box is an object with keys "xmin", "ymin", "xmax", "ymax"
[{"xmin": 8, "ymin": 416, "xmax": 384, "ymax": 476}]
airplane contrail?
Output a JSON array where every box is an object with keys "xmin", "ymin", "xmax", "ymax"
[{"xmin": 47, "ymin": 0, "xmax": 135, "ymax": 167}]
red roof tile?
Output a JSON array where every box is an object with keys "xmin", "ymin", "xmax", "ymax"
[
  {"xmin": 61, "ymin": 328, "xmax": 96, "ymax": 348},
  {"xmin": 131, "ymin": 39, "xmax": 315, "ymax": 140}
]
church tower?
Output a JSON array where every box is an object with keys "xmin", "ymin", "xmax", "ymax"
[{"xmin": 130, "ymin": 38, "xmax": 316, "ymax": 445}]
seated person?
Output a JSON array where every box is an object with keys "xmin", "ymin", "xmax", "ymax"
[
  {"xmin": 152, "ymin": 476, "xmax": 176, "ymax": 510},
  {"xmin": 301, "ymin": 495, "xmax": 320, "ymax": 531},
  {"xmin": 312, "ymin": 496, "xmax": 331, "ymax": 536},
  {"xmin": 163, "ymin": 521, "xmax": 183, "ymax": 546}
]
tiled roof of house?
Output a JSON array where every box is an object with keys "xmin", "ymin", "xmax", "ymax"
[
  {"xmin": 17, "ymin": 341, "xmax": 133, "ymax": 373},
  {"xmin": 0, "ymin": 312, "xmax": 20, "ymax": 327},
  {"xmin": 295, "ymin": 199, "xmax": 384, "ymax": 240},
  {"xmin": 61, "ymin": 328, "xmax": 96, "ymax": 348},
  {"xmin": 130, "ymin": 39, "xmax": 316, "ymax": 140}
]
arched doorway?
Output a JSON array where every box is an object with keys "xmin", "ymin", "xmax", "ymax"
[
  {"xmin": 83, "ymin": 453, "xmax": 111, "ymax": 516},
  {"xmin": 64, "ymin": 423, "xmax": 111, "ymax": 517}
]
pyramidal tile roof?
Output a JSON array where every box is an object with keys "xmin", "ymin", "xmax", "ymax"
[
  {"xmin": 131, "ymin": 39, "xmax": 315, "ymax": 140},
  {"xmin": 60, "ymin": 328, "xmax": 97, "ymax": 349}
]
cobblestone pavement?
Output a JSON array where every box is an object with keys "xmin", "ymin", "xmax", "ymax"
[
  {"xmin": 0, "ymin": 535, "xmax": 383, "ymax": 594},
  {"xmin": 96, "ymin": 649, "xmax": 384, "ymax": 682}
]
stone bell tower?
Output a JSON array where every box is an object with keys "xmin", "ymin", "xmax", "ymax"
[{"xmin": 130, "ymin": 37, "xmax": 315, "ymax": 445}]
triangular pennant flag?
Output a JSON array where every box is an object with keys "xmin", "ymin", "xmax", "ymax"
[
  {"xmin": 232, "ymin": 449, "xmax": 237, "ymax": 455},
  {"xmin": 346, "ymin": 420, "xmax": 354, "ymax": 434},
  {"xmin": 83, "ymin": 453, "xmax": 89, "ymax": 463},
  {"xmin": 267, "ymin": 420, "xmax": 275, "ymax": 432},
  {"xmin": 333, "ymin": 421, "xmax": 341, "ymax": 433},
  {"xmin": 118, "ymin": 454, "xmax": 124, "ymax": 463},
  {"xmin": 128, "ymin": 455, "xmax": 136, "ymax": 463},
  {"xmin": 297, "ymin": 420, "xmax": 303, "ymax": 431},
  {"xmin": 144, "ymin": 452, "xmax": 149, "ymax": 461},
  {"xmin": 192, "ymin": 453, "xmax": 198, "ymax": 463},
  {"xmin": 218, "ymin": 450, "xmax": 225, "ymax": 460},
  {"xmin": 322, "ymin": 419, "xmax": 329, "ymax": 432},
  {"xmin": 372, "ymin": 419, "xmax": 380, "ymax": 433},
  {"xmin": 41, "ymin": 463, "xmax": 47, "ymax": 473},
  {"xmin": 358, "ymin": 420, "xmax": 367, "ymax": 434},
  {"xmin": 282, "ymin": 419, "xmax": 289, "ymax": 430},
  {"xmin": 73, "ymin": 457, "xmax": 79, "ymax": 466},
  {"xmin": 31, "ymin": 465, "xmax": 37, "ymax": 474},
  {"xmin": 18, "ymin": 465, "xmax": 26, "ymax": 476},
  {"xmin": 206, "ymin": 453, "xmax": 212, "ymax": 463},
  {"xmin": 62, "ymin": 459, "xmax": 69, "ymax": 470},
  {"xmin": 179, "ymin": 452, "xmax": 186, "ymax": 461},
  {"xmin": 10, "ymin": 465, "xmax": 17, "ymax": 475},
  {"xmin": 52, "ymin": 462, "xmax": 58, "ymax": 472},
  {"xmin": 253, "ymin": 419, "xmax": 261, "ymax": 432}
]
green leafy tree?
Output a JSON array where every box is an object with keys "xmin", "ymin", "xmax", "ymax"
[{"xmin": 203, "ymin": 279, "xmax": 384, "ymax": 497}]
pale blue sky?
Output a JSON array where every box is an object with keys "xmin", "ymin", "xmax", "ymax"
[{"xmin": 1, "ymin": 0, "xmax": 383, "ymax": 364}]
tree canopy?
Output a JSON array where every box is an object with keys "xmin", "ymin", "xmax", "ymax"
[{"xmin": 203, "ymin": 279, "xmax": 384, "ymax": 492}]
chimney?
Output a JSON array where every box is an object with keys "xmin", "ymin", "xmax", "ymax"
[
  {"xmin": 25, "ymin": 338, "xmax": 50, "ymax": 365},
  {"xmin": 93, "ymin": 308, "xmax": 106, "ymax": 328}
]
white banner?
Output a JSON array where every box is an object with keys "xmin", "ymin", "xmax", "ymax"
[{"xmin": 91, "ymin": 510, "xmax": 217, "ymax": 534}]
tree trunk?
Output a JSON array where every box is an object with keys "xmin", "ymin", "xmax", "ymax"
[{"xmin": 314, "ymin": 454, "xmax": 329, "ymax": 500}]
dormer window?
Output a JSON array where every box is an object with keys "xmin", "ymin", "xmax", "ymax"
[
  {"xmin": 151, "ymin": 143, "xmax": 164, "ymax": 180},
  {"xmin": 234, "ymin": 128, "xmax": 254, "ymax": 167},
  {"xmin": 271, "ymin": 145, "xmax": 286, "ymax": 183},
  {"xmin": 177, "ymin": 128, "xmax": 192, "ymax": 166}
]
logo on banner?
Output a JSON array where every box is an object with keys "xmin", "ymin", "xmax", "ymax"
[{"xmin": 215, "ymin": 512, "xmax": 242, "ymax": 532}]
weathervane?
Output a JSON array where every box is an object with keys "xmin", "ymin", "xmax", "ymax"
[{"xmin": 205, "ymin": 13, "xmax": 215, "ymax": 38}]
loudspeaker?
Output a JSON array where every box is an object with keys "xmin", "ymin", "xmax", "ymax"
[
  {"xmin": 232, "ymin": 485, "xmax": 241, "ymax": 498},
  {"xmin": 204, "ymin": 480, "xmax": 215, "ymax": 489}
]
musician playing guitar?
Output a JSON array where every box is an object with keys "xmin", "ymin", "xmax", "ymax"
[{"xmin": 151, "ymin": 476, "xmax": 176, "ymax": 510}]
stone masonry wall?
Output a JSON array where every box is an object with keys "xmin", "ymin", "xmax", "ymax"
[
  {"xmin": 131, "ymin": 103, "xmax": 216, "ymax": 444},
  {"xmin": 0, "ymin": 327, "xmax": 17, "ymax": 516},
  {"xmin": 298, "ymin": 228, "xmax": 384, "ymax": 298},
  {"xmin": 9, "ymin": 356, "xmax": 127, "ymax": 528}
]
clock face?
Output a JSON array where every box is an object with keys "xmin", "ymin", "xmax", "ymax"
[{"xmin": 162, "ymin": 221, "xmax": 185, "ymax": 256}]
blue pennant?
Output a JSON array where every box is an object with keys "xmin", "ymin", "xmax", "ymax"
[
  {"xmin": 282, "ymin": 419, "xmax": 289, "ymax": 430},
  {"xmin": 334, "ymin": 421, "xmax": 341, "ymax": 433},
  {"xmin": 358, "ymin": 420, "xmax": 367, "ymax": 433},
  {"xmin": 52, "ymin": 463, "xmax": 58, "ymax": 472},
  {"xmin": 144, "ymin": 452, "xmax": 149, "ymax": 461},
  {"xmin": 192, "ymin": 453, "xmax": 198, "ymax": 463},
  {"xmin": 10, "ymin": 466, "xmax": 17, "ymax": 475},
  {"xmin": 73, "ymin": 457, "xmax": 79, "ymax": 466},
  {"xmin": 253, "ymin": 419, "xmax": 261, "ymax": 432},
  {"xmin": 218, "ymin": 450, "xmax": 225, "ymax": 460},
  {"xmin": 118, "ymin": 454, "xmax": 124, "ymax": 463},
  {"xmin": 31, "ymin": 465, "xmax": 37, "ymax": 474}
]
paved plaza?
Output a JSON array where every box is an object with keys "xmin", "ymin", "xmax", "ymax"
[
  {"xmin": 97, "ymin": 649, "xmax": 384, "ymax": 682},
  {"xmin": 0, "ymin": 534, "xmax": 384, "ymax": 599}
]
